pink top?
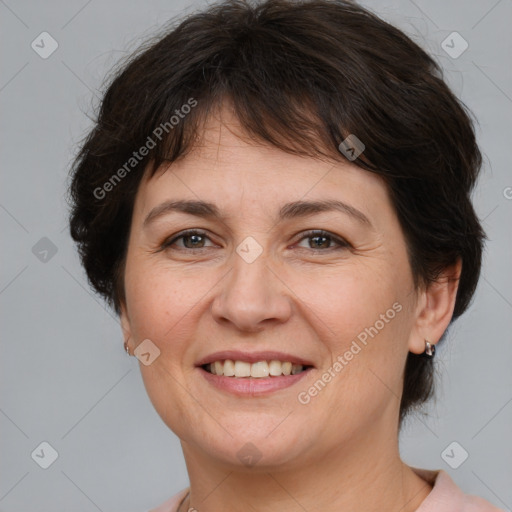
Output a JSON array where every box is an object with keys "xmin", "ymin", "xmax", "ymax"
[{"xmin": 147, "ymin": 467, "xmax": 505, "ymax": 512}]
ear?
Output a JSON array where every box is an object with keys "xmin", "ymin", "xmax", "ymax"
[
  {"xmin": 119, "ymin": 301, "xmax": 132, "ymax": 350},
  {"xmin": 408, "ymin": 258, "xmax": 462, "ymax": 354}
]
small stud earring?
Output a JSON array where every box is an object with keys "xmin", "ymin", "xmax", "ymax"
[{"xmin": 124, "ymin": 341, "xmax": 130, "ymax": 356}]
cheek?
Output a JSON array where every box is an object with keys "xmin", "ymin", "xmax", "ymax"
[
  {"xmin": 295, "ymin": 263, "xmax": 410, "ymax": 405},
  {"xmin": 123, "ymin": 261, "xmax": 208, "ymax": 435},
  {"xmin": 293, "ymin": 260, "xmax": 404, "ymax": 342},
  {"xmin": 122, "ymin": 260, "xmax": 200, "ymax": 371}
]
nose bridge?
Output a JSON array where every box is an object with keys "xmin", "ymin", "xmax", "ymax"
[{"xmin": 211, "ymin": 236, "xmax": 291, "ymax": 331}]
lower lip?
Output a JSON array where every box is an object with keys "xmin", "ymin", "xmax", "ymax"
[{"xmin": 197, "ymin": 366, "xmax": 313, "ymax": 396}]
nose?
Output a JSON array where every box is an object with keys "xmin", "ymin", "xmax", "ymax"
[{"xmin": 210, "ymin": 247, "xmax": 293, "ymax": 333}]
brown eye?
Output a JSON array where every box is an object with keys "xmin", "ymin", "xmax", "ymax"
[
  {"xmin": 295, "ymin": 230, "xmax": 350, "ymax": 251},
  {"xmin": 161, "ymin": 230, "xmax": 214, "ymax": 251}
]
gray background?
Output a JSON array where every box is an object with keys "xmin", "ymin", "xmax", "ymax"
[{"xmin": 1, "ymin": 0, "xmax": 511, "ymax": 511}]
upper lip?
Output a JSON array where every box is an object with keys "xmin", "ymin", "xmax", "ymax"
[{"xmin": 196, "ymin": 350, "xmax": 315, "ymax": 367}]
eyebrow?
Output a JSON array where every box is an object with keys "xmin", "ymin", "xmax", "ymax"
[{"xmin": 143, "ymin": 199, "xmax": 372, "ymax": 228}]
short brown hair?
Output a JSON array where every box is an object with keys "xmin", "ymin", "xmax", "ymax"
[{"xmin": 67, "ymin": 0, "xmax": 486, "ymax": 426}]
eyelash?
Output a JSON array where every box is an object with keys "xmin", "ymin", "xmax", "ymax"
[{"xmin": 160, "ymin": 229, "xmax": 351, "ymax": 253}]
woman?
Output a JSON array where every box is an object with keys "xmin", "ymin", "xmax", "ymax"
[{"xmin": 68, "ymin": 0, "xmax": 503, "ymax": 510}]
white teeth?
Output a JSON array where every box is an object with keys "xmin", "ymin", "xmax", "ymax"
[
  {"xmin": 251, "ymin": 361, "xmax": 269, "ymax": 378},
  {"xmin": 205, "ymin": 359, "xmax": 305, "ymax": 377},
  {"xmin": 234, "ymin": 360, "xmax": 251, "ymax": 377},
  {"xmin": 268, "ymin": 360, "xmax": 282, "ymax": 376},
  {"xmin": 281, "ymin": 362, "xmax": 292, "ymax": 376},
  {"xmin": 223, "ymin": 359, "xmax": 235, "ymax": 376},
  {"xmin": 214, "ymin": 361, "xmax": 224, "ymax": 376}
]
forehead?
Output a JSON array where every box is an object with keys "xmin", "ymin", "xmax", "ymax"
[{"xmin": 135, "ymin": 108, "xmax": 390, "ymax": 223}]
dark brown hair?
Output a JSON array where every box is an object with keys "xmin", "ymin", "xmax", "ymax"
[{"xmin": 67, "ymin": 0, "xmax": 486, "ymax": 427}]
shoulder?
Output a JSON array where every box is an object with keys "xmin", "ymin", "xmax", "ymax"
[
  {"xmin": 412, "ymin": 467, "xmax": 505, "ymax": 512},
  {"xmin": 146, "ymin": 488, "xmax": 189, "ymax": 512}
]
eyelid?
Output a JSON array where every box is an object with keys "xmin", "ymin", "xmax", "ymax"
[
  {"xmin": 292, "ymin": 229, "xmax": 351, "ymax": 249},
  {"xmin": 160, "ymin": 228, "xmax": 351, "ymax": 252},
  {"xmin": 160, "ymin": 229, "xmax": 214, "ymax": 250}
]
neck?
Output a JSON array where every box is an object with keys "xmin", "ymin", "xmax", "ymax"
[{"xmin": 179, "ymin": 422, "xmax": 432, "ymax": 512}]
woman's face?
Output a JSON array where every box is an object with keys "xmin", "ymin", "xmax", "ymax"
[{"xmin": 120, "ymin": 109, "xmax": 428, "ymax": 470}]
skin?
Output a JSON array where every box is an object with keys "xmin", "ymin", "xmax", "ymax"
[{"xmin": 120, "ymin": 105, "xmax": 461, "ymax": 512}]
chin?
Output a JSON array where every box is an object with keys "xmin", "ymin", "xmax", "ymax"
[{"xmin": 193, "ymin": 423, "xmax": 310, "ymax": 471}]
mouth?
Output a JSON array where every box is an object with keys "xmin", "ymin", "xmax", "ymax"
[
  {"xmin": 195, "ymin": 351, "xmax": 315, "ymax": 396},
  {"xmin": 201, "ymin": 360, "xmax": 313, "ymax": 378}
]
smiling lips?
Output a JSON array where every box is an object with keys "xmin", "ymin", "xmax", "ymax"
[
  {"xmin": 199, "ymin": 364, "xmax": 313, "ymax": 396},
  {"xmin": 196, "ymin": 351, "xmax": 315, "ymax": 394},
  {"xmin": 196, "ymin": 350, "xmax": 315, "ymax": 379}
]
